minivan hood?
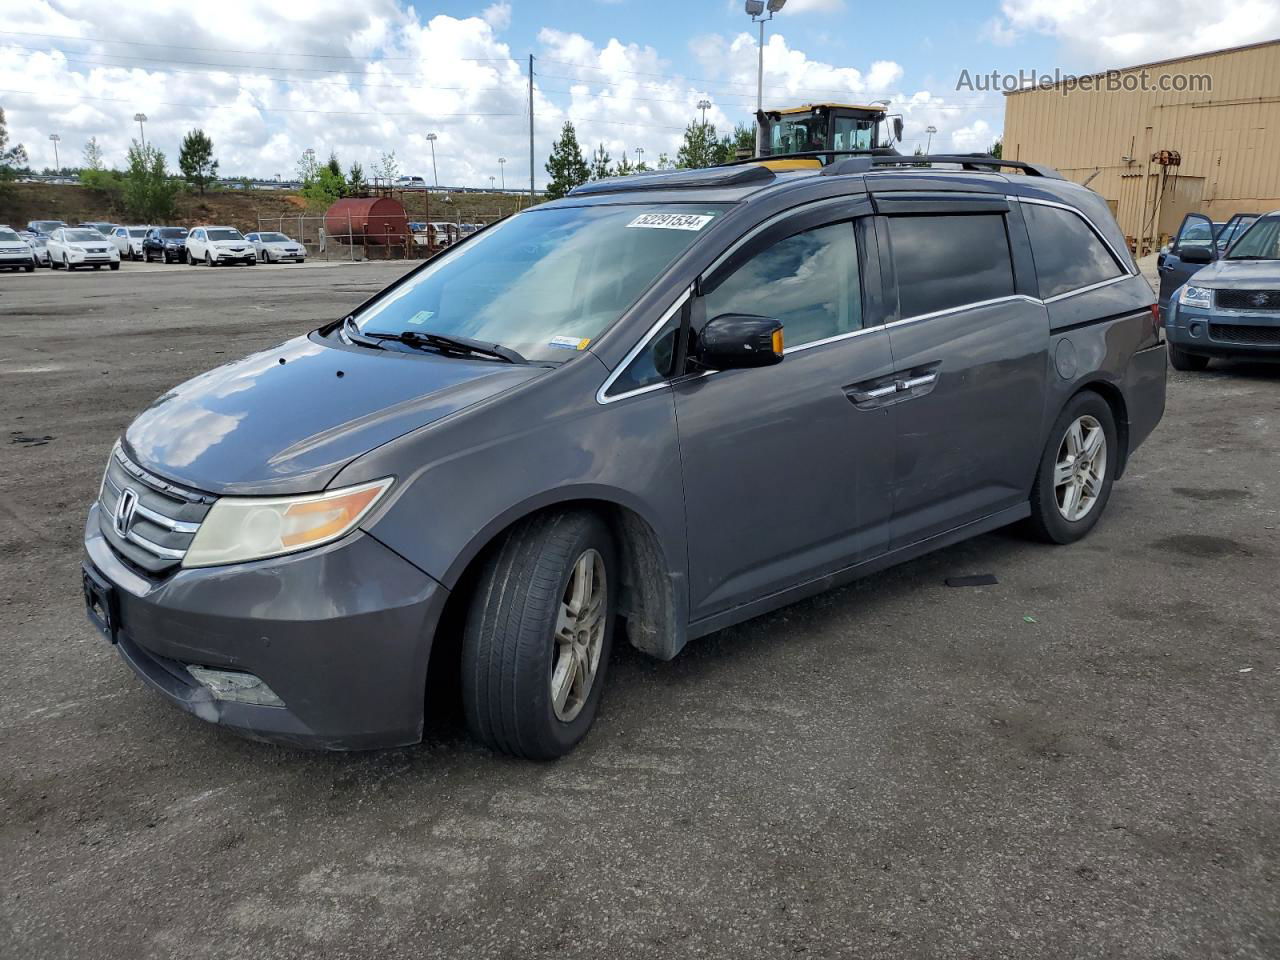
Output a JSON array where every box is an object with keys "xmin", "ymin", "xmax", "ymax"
[
  {"xmin": 1192, "ymin": 259, "xmax": 1280, "ymax": 287},
  {"xmin": 124, "ymin": 334, "xmax": 545, "ymax": 495}
]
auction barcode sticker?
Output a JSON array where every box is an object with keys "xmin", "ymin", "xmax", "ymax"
[{"xmin": 626, "ymin": 213, "xmax": 715, "ymax": 231}]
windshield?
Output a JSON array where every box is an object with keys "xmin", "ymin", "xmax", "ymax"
[
  {"xmin": 0, "ymin": 228, "xmax": 21, "ymax": 241},
  {"xmin": 32, "ymin": 221, "xmax": 65, "ymax": 232},
  {"xmin": 259, "ymin": 232, "xmax": 289, "ymax": 242},
  {"xmin": 128, "ymin": 228, "xmax": 149, "ymax": 237},
  {"xmin": 1225, "ymin": 215, "xmax": 1280, "ymax": 260},
  {"xmin": 208, "ymin": 229, "xmax": 244, "ymax": 241},
  {"xmin": 159, "ymin": 228, "xmax": 188, "ymax": 238},
  {"xmin": 353, "ymin": 203, "xmax": 726, "ymax": 362},
  {"xmin": 66, "ymin": 229, "xmax": 104, "ymax": 242},
  {"xmin": 771, "ymin": 112, "xmax": 825, "ymax": 154}
]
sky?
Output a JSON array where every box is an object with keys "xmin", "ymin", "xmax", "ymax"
[{"xmin": 2, "ymin": 0, "xmax": 1277, "ymax": 189}]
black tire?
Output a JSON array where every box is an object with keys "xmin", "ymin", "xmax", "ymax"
[
  {"xmin": 109, "ymin": 262, "xmax": 120, "ymax": 271},
  {"xmin": 1168, "ymin": 344, "xmax": 1210, "ymax": 372},
  {"xmin": 65, "ymin": 255, "xmax": 75, "ymax": 272},
  {"xmin": 188, "ymin": 250, "xmax": 196, "ymax": 266},
  {"xmin": 92, "ymin": 264, "xmax": 101, "ymax": 270},
  {"xmin": 461, "ymin": 510, "xmax": 618, "ymax": 760},
  {"xmin": 1027, "ymin": 391, "xmax": 1118, "ymax": 544},
  {"xmin": 25, "ymin": 263, "xmax": 34, "ymax": 272},
  {"xmin": 205, "ymin": 252, "xmax": 215, "ymax": 267}
]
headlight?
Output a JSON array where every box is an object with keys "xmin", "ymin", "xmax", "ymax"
[
  {"xmin": 1179, "ymin": 285, "xmax": 1213, "ymax": 309},
  {"xmin": 182, "ymin": 477, "xmax": 393, "ymax": 568},
  {"xmin": 70, "ymin": 245, "xmax": 84, "ymax": 252}
]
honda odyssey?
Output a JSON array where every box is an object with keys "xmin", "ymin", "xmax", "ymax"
[{"xmin": 83, "ymin": 155, "xmax": 1166, "ymax": 759}]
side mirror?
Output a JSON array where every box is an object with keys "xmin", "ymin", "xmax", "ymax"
[
  {"xmin": 1178, "ymin": 245, "xmax": 1214, "ymax": 264},
  {"xmin": 893, "ymin": 117, "xmax": 904, "ymax": 142},
  {"xmin": 694, "ymin": 314, "xmax": 784, "ymax": 370}
]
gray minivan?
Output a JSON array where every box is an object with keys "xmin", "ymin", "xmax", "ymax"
[{"xmin": 82, "ymin": 156, "xmax": 1167, "ymax": 758}]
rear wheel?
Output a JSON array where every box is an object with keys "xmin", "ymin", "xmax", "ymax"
[
  {"xmin": 1027, "ymin": 392, "xmax": 1117, "ymax": 544},
  {"xmin": 461, "ymin": 510, "xmax": 617, "ymax": 759},
  {"xmin": 1168, "ymin": 344, "xmax": 1210, "ymax": 372}
]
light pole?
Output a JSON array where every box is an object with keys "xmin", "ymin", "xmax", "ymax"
[
  {"xmin": 697, "ymin": 98, "xmax": 712, "ymax": 128},
  {"xmin": 426, "ymin": 132, "xmax": 438, "ymax": 188},
  {"xmin": 746, "ymin": 0, "xmax": 787, "ymax": 156},
  {"xmin": 48, "ymin": 133, "xmax": 60, "ymax": 172},
  {"xmin": 498, "ymin": 156, "xmax": 506, "ymax": 190},
  {"xmin": 635, "ymin": 146, "xmax": 644, "ymax": 168},
  {"xmin": 133, "ymin": 112, "xmax": 147, "ymax": 149},
  {"xmin": 925, "ymin": 125, "xmax": 937, "ymax": 154}
]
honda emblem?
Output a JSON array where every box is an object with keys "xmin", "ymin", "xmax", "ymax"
[{"xmin": 114, "ymin": 488, "xmax": 139, "ymax": 537}]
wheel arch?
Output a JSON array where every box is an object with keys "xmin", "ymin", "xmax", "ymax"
[
  {"xmin": 1068, "ymin": 377, "xmax": 1131, "ymax": 477},
  {"xmin": 438, "ymin": 490, "xmax": 689, "ymax": 664}
]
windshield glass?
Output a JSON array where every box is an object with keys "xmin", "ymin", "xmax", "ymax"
[
  {"xmin": 159, "ymin": 228, "xmax": 187, "ymax": 238},
  {"xmin": 771, "ymin": 112, "xmax": 825, "ymax": 154},
  {"xmin": 32, "ymin": 221, "xmax": 65, "ymax": 232},
  {"xmin": 208, "ymin": 229, "xmax": 244, "ymax": 241},
  {"xmin": 67, "ymin": 229, "xmax": 104, "ymax": 242},
  {"xmin": 353, "ymin": 203, "xmax": 726, "ymax": 362},
  {"xmin": 259, "ymin": 232, "xmax": 289, "ymax": 242},
  {"xmin": 0, "ymin": 229, "xmax": 21, "ymax": 241},
  {"xmin": 1225, "ymin": 215, "xmax": 1280, "ymax": 260},
  {"xmin": 128, "ymin": 228, "xmax": 149, "ymax": 237}
]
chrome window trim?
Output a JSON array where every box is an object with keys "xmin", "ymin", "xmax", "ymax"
[
  {"xmin": 1010, "ymin": 194, "xmax": 1137, "ymax": 278},
  {"xmin": 1041, "ymin": 273, "xmax": 1130, "ymax": 304},
  {"xmin": 886, "ymin": 295, "xmax": 1041, "ymax": 331},
  {"xmin": 595, "ymin": 285, "xmax": 693, "ymax": 405}
]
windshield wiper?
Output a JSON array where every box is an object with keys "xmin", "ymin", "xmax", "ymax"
[
  {"xmin": 342, "ymin": 317, "xmax": 526, "ymax": 363},
  {"xmin": 1225, "ymin": 255, "xmax": 1279, "ymax": 261}
]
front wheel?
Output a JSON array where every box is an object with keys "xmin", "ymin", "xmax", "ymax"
[
  {"xmin": 205, "ymin": 252, "xmax": 214, "ymax": 267},
  {"xmin": 25, "ymin": 262, "xmax": 34, "ymax": 272},
  {"xmin": 461, "ymin": 510, "xmax": 617, "ymax": 760},
  {"xmin": 65, "ymin": 255, "xmax": 76, "ymax": 271},
  {"xmin": 1169, "ymin": 344, "xmax": 1210, "ymax": 372},
  {"xmin": 109, "ymin": 262, "xmax": 120, "ymax": 271},
  {"xmin": 1027, "ymin": 392, "xmax": 1118, "ymax": 544}
]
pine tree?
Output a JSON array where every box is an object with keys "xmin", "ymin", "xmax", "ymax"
[
  {"xmin": 988, "ymin": 137, "xmax": 1003, "ymax": 159},
  {"xmin": 589, "ymin": 142, "xmax": 612, "ymax": 180},
  {"xmin": 544, "ymin": 121, "xmax": 590, "ymax": 200},
  {"xmin": 348, "ymin": 161, "xmax": 367, "ymax": 195},
  {"xmin": 715, "ymin": 122, "xmax": 756, "ymax": 164},
  {"xmin": 83, "ymin": 136, "xmax": 104, "ymax": 171},
  {"xmin": 676, "ymin": 121, "xmax": 719, "ymax": 169},
  {"xmin": 178, "ymin": 129, "xmax": 218, "ymax": 195}
]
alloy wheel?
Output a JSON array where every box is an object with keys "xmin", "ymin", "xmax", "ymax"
[
  {"xmin": 1054, "ymin": 414, "xmax": 1107, "ymax": 522},
  {"xmin": 550, "ymin": 549, "xmax": 607, "ymax": 723}
]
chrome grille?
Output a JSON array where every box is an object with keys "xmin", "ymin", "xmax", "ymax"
[{"xmin": 97, "ymin": 448, "xmax": 215, "ymax": 574}]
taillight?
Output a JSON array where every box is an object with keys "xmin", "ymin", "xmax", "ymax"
[{"xmin": 1150, "ymin": 303, "xmax": 1163, "ymax": 343}]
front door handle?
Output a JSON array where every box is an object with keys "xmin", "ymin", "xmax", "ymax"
[
  {"xmin": 846, "ymin": 383, "xmax": 898, "ymax": 403},
  {"xmin": 896, "ymin": 373, "xmax": 937, "ymax": 390}
]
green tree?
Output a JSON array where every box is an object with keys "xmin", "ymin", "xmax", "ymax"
[
  {"xmin": 121, "ymin": 140, "xmax": 179, "ymax": 221},
  {"xmin": 83, "ymin": 136, "xmax": 104, "ymax": 171},
  {"xmin": 676, "ymin": 120, "xmax": 719, "ymax": 169},
  {"xmin": 0, "ymin": 108, "xmax": 28, "ymax": 185},
  {"xmin": 178, "ymin": 129, "xmax": 219, "ymax": 195},
  {"xmin": 987, "ymin": 137, "xmax": 1003, "ymax": 159},
  {"xmin": 374, "ymin": 151, "xmax": 399, "ymax": 183},
  {"xmin": 714, "ymin": 122, "xmax": 755, "ymax": 164},
  {"xmin": 544, "ymin": 121, "xmax": 590, "ymax": 200},
  {"xmin": 613, "ymin": 153, "xmax": 635, "ymax": 177},
  {"xmin": 589, "ymin": 142, "xmax": 612, "ymax": 180},
  {"xmin": 300, "ymin": 164, "xmax": 346, "ymax": 209},
  {"xmin": 348, "ymin": 161, "xmax": 367, "ymax": 195},
  {"xmin": 654, "ymin": 152, "xmax": 674, "ymax": 170}
]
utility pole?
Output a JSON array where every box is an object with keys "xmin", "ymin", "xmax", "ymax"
[
  {"xmin": 48, "ymin": 133, "xmax": 60, "ymax": 172},
  {"xmin": 746, "ymin": 1, "xmax": 787, "ymax": 156},
  {"xmin": 426, "ymin": 133, "xmax": 438, "ymax": 188},
  {"xmin": 498, "ymin": 156, "xmax": 506, "ymax": 190},
  {"xmin": 697, "ymin": 98, "xmax": 712, "ymax": 128},
  {"xmin": 528, "ymin": 54, "xmax": 535, "ymax": 203},
  {"xmin": 925, "ymin": 125, "xmax": 937, "ymax": 154},
  {"xmin": 635, "ymin": 146, "xmax": 644, "ymax": 168},
  {"xmin": 134, "ymin": 112, "xmax": 148, "ymax": 149}
]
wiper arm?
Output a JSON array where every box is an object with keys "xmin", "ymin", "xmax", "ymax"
[
  {"xmin": 341, "ymin": 317, "xmax": 526, "ymax": 363},
  {"xmin": 1225, "ymin": 255, "xmax": 1278, "ymax": 261}
]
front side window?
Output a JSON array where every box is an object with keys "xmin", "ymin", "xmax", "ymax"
[
  {"xmin": 1023, "ymin": 203, "xmax": 1125, "ymax": 299},
  {"xmin": 885, "ymin": 214, "xmax": 1015, "ymax": 317},
  {"xmin": 1226, "ymin": 215, "xmax": 1280, "ymax": 260},
  {"xmin": 831, "ymin": 116, "xmax": 875, "ymax": 151},
  {"xmin": 702, "ymin": 222, "xmax": 861, "ymax": 349},
  {"xmin": 353, "ymin": 203, "xmax": 726, "ymax": 363}
]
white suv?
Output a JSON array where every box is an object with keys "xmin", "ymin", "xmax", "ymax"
[
  {"xmin": 111, "ymin": 225, "xmax": 154, "ymax": 261},
  {"xmin": 48, "ymin": 228, "xmax": 121, "ymax": 270},
  {"xmin": 186, "ymin": 226, "xmax": 256, "ymax": 266}
]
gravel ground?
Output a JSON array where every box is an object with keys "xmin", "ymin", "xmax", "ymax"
[{"xmin": 1, "ymin": 261, "xmax": 1277, "ymax": 959}]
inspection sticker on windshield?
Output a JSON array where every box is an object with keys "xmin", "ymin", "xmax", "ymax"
[
  {"xmin": 407, "ymin": 310, "xmax": 435, "ymax": 326},
  {"xmin": 549, "ymin": 335, "xmax": 591, "ymax": 351},
  {"xmin": 626, "ymin": 213, "xmax": 714, "ymax": 231}
]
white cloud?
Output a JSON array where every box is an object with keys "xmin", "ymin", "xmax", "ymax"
[
  {"xmin": 992, "ymin": 0, "xmax": 1280, "ymax": 65},
  {"xmin": 1, "ymin": 2, "xmax": 1002, "ymax": 187},
  {"xmin": 981, "ymin": 17, "xmax": 1018, "ymax": 46},
  {"xmin": 783, "ymin": 0, "xmax": 848, "ymax": 12},
  {"xmin": 482, "ymin": 3, "xmax": 512, "ymax": 30}
]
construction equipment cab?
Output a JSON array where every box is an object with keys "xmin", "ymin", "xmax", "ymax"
[{"xmin": 756, "ymin": 103, "xmax": 903, "ymax": 165}]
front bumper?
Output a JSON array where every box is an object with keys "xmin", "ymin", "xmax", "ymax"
[
  {"xmin": 1166, "ymin": 300, "xmax": 1280, "ymax": 361},
  {"xmin": 213, "ymin": 250, "xmax": 255, "ymax": 263},
  {"xmin": 83, "ymin": 505, "xmax": 448, "ymax": 750},
  {"xmin": 1, "ymin": 251, "xmax": 34, "ymax": 266}
]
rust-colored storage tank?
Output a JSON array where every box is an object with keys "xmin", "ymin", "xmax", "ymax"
[{"xmin": 324, "ymin": 197, "xmax": 409, "ymax": 246}]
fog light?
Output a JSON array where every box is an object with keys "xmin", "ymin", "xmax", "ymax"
[
  {"xmin": 187, "ymin": 666, "xmax": 285, "ymax": 707},
  {"xmin": 1190, "ymin": 322, "xmax": 1203, "ymax": 337}
]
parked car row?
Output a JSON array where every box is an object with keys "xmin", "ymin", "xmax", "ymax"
[
  {"xmin": 1159, "ymin": 209, "xmax": 1280, "ymax": 371},
  {"xmin": 8, "ymin": 219, "xmax": 308, "ymax": 271}
]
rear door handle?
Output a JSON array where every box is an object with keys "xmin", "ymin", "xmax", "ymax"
[{"xmin": 896, "ymin": 373, "xmax": 937, "ymax": 390}]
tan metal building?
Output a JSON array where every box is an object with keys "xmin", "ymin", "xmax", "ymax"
[{"xmin": 1003, "ymin": 39, "xmax": 1280, "ymax": 255}]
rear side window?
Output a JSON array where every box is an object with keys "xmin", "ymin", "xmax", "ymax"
[
  {"xmin": 885, "ymin": 214, "xmax": 1015, "ymax": 318},
  {"xmin": 1023, "ymin": 203, "xmax": 1124, "ymax": 299}
]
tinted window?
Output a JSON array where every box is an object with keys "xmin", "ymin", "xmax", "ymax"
[
  {"xmin": 208, "ymin": 229, "xmax": 244, "ymax": 241},
  {"xmin": 607, "ymin": 312, "xmax": 685, "ymax": 397},
  {"xmin": 702, "ymin": 222, "xmax": 860, "ymax": 348},
  {"xmin": 886, "ymin": 214, "xmax": 1015, "ymax": 317},
  {"xmin": 1226, "ymin": 215, "xmax": 1280, "ymax": 260},
  {"xmin": 1023, "ymin": 203, "xmax": 1124, "ymax": 299}
]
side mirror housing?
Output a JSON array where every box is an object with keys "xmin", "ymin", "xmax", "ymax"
[
  {"xmin": 893, "ymin": 117, "xmax": 904, "ymax": 142},
  {"xmin": 694, "ymin": 314, "xmax": 784, "ymax": 370},
  {"xmin": 1178, "ymin": 245, "xmax": 1214, "ymax": 264}
]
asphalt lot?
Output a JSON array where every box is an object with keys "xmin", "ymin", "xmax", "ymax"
[{"xmin": 1, "ymin": 261, "xmax": 1277, "ymax": 959}]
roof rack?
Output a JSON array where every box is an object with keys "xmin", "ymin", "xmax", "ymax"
[
  {"xmin": 568, "ymin": 164, "xmax": 774, "ymax": 196},
  {"xmin": 730, "ymin": 149, "xmax": 1063, "ymax": 179}
]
